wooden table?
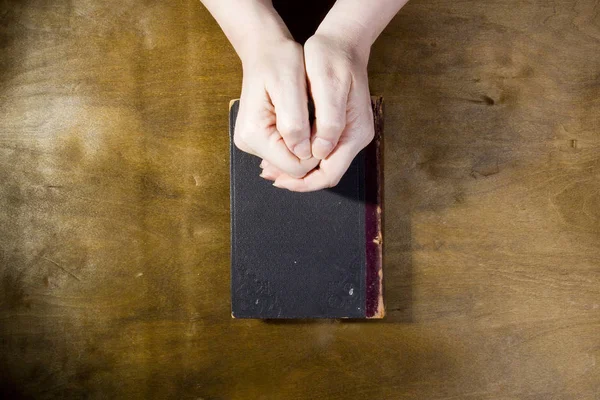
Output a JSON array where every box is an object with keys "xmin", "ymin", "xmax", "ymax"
[{"xmin": 1, "ymin": 0, "xmax": 599, "ymax": 398}]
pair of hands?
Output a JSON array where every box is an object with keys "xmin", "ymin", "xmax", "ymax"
[{"xmin": 233, "ymin": 33, "xmax": 374, "ymax": 192}]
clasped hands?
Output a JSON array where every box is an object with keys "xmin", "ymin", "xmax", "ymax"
[{"xmin": 234, "ymin": 33, "xmax": 375, "ymax": 192}]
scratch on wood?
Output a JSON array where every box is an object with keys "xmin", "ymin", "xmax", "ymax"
[{"xmin": 42, "ymin": 257, "xmax": 82, "ymax": 282}]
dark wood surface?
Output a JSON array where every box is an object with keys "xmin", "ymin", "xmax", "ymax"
[{"xmin": 1, "ymin": 0, "xmax": 599, "ymax": 398}]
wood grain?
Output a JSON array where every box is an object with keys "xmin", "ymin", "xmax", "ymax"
[{"xmin": 1, "ymin": 0, "xmax": 599, "ymax": 399}]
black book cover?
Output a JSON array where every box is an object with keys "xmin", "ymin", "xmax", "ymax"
[{"xmin": 229, "ymin": 98, "xmax": 383, "ymax": 319}]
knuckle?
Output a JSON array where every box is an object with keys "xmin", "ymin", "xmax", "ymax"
[
  {"xmin": 320, "ymin": 119, "xmax": 345, "ymax": 135},
  {"xmin": 289, "ymin": 169, "xmax": 307, "ymax": 180},
  {"xmin": 327, "ymin": 175, "xmax": 342, "ymax": 188},
  {"xmin": 235, "ymin": 128, "xmax": 248, "ymax": 141},
  {"xmin": 287, "ymin": 165, "xmax": 310, "ymax": 179},
  {"xmin": 272, "ymin": 74, "xmax": 300, "ymax": 90},
  {"xmin": 233, "ymin": 128, "xmax": 251, "ymax": 149},
  {"xmin": 362, "ymin": 129, "xmax": 375, "ymax": 146},
  {"xmin": 325, "ymin": 68, "xmax": 350, "ymax": 89},
  {"xmin": 278, "ymin": 118, "xmax": 308, "ymax": 137},
  {"xmin": 233, "ymin": 134, "xmax": 246, "ymax": 151}
]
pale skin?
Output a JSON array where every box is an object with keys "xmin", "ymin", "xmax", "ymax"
[{"xmin": 201, "ymin": 0, "xmax": 410, "ymax": 192}]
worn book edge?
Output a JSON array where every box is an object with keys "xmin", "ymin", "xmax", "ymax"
[{"xmin": 365, "ymin": 96, "xmax": 385, "ymax": 319}]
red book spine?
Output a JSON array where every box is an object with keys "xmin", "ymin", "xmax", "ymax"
[{"xmin": 365, "ymin": 97, "xmax": 385, "ymax": 318}]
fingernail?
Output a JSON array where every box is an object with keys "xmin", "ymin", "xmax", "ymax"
[
  {"xmin": 293, "ymin": 139, "xmax": 312, "ymax": 160},
  {"xmin": 260, "ymin": 170, "xmax": 276, "ymax": 181},
  {"xmin": 313, "ymin": 138, "xmax": 334, "ymax": 158},
  {"xmin": 259, "ymin": 160, "xmax": 268, "ymax": 169},
  {"xmin": 272, "ymin": 181, "xmax": 283, "ymax": 188}
]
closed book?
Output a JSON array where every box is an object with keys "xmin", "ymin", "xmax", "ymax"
[{"xmin": 229, "ymin": 97, "xmax": 384, "ymax": 319}]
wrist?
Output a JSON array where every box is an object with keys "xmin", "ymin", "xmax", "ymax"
[
  {"xmin": 237, "ymin": 35, "xmax": 298, "ymax": 68},
  {"xmin": 314, "ymin": 21, "xmax": 372, "ymax": 66},
  {"xmin": 311, "ymin": 27, "xmax": 371, "ymax": 68},
  {"xmin": 226, "ymin": 4, "xmax": 294, "ymax": 62}
]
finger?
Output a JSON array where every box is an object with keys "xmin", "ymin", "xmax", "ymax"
[
  {"xmin": 240, "ymin": 130, "xmax": 319, "ymax": 179},
  {"xmin": 233, "ymin": 86, "xmax": 274, "ymax": 158},
  {"xmin": 253, "ymin": 129, "xmax": 319, "ymax": 178},
  {"xmin": 268, "ymin": 77, "xmax": 312, "ymax": 160},
  {"xmin": 307, "ymin": 67, "xmax": 351, "ymax": 160},
  {"xmin": 273, "ymin": 138, "xmax": 360, "ymax": 192},
  {"xmin": 235, "ymin": 89, "xmax": 318, "ymax": 178},
  {"xmin": 273, "ymin": 95, "xmax": 375, "ymax": 192},
  {"xmin": 259, "ymin": 164, "xmax": 284, "ymax": 181}
]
